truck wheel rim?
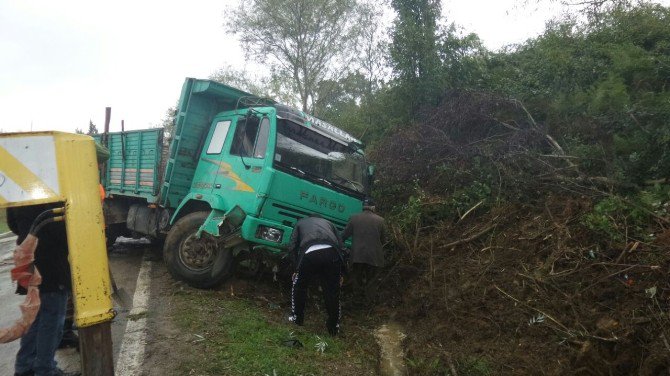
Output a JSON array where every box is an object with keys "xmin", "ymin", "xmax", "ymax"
[{"xmin": 179, "ymin": 233, "xmax": 216, "ymax": 271}]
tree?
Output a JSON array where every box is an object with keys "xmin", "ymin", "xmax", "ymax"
[
  {"xmin": 354, "ymin": 3, "xmax": 389, "ymax": 99},
  {"xmin": 437, "ymin": 25, "xmax": 488, "ymax": 90},
  {"xmin": 551, "ymin": 0, "xmax": 635, "ymax": 21},
  {"xmin": 156, "ymin": 106, "xmax": 177, "ymax": 145},
  {"xmin": 226, "ymin": 0, "xmax": 364, "ymax": 112},
  {"xmin": 312, "ymin": 72, "xmax": 368, "ymax": 135},
  {"xmin": 210, "ymin": 65, "xmax": 298, "ymax": 105},
  {"xmin": 87, "ymin": 120, "xmax": 99, "ymax": 135},
  {"xmin": 388, "ymin": 0, "xmax": 442, "ymax": 111},
  {"xmin": 486, "ymin": 3, "xmax": 670, "ymax": 185},
  {"xmin": 210, "ymin": 65, "xmax": 268, "ymax": 97}
]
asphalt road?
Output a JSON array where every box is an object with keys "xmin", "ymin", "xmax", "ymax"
[{"xmin": 0, "ymin": 236, "xmax": 148, "ymax": 374}]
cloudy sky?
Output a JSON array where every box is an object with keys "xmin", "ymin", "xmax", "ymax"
[{"xmin": 0, "ymin": 0, "xmax": 644, "ymax": 134}]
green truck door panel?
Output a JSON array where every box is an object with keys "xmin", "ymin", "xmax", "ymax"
[
  {"xmin": 160, "ymin": 78, "xmax": 257, "ymax": 209},
  {"xmin": 193, "ymin": 115, "xmax": 271, "ymax": 217},
  {"xmin": 191, "ymin": 118, "xmax": 232, "ymax": 194}
]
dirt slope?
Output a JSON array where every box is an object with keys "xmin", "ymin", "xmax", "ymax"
[{"xmin": 375, "ymin": 197, "xmax": 670, "ymax": 375}]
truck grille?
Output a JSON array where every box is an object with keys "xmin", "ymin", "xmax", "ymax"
[{"xmin": 271, "ymin": 203, "xmax": 346, "ymax": 230}]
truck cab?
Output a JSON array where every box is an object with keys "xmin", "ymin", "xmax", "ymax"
[{"xmin": 101, "ymin": 79, "xmax": 371, "ymax": 288}]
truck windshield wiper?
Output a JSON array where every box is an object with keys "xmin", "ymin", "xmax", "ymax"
[
  {"xmin": 332, "ymin": 173, "xmax": 364, "ymax": 192},
  {"xmin": 282, "ymin": 164, "xmax": 346, "ymax": 191},
  {"xmin": 299, "ymin": 170, "xmax": 334, "ymax": 187},
  {"xmin": 288, "ymin": 166, "xmax": 306, "ymax": 176},
  {"xmin": 317, "ymin": 177, "xmax": 333, "ymax": 186},
  {"xmin": 288, "ymin": 166, "xmax": 329, "ymax": 186},
  {"xmin": 290, "ymin": 166, "xmax": 333, "ymax": 186}
]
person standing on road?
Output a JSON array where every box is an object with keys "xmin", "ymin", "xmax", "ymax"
[
  {"xmin": 341, "ymin": 198, "xmax": 387, "ymax": 298},
  {"xmin": 8, "ymin": 203, "xmax": 77, "ymax": 376},
  {"xmin": 288, "ymin": 214, "xmax": 344, "ymax": 336}
]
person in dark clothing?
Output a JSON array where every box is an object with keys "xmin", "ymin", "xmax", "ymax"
[
  {"xmin": 288, "ymin": 214, "xmax": 344, "ymax": 336},
  {"xmin": 57, "ymin": 297, "xmax": 77, "ymax": 350},
  {"xmin": 8, "ymin": 203, "xmax": 75, "ymax": 376},
  {"xmin": 341, "ymin": 199, "xmax": 387, "ymax": 298}
]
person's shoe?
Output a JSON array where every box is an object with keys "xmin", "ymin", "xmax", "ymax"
[
  {"xmin": 58, "ymin": 330, "xmax": 79, "ymax": 350},
  {"xmin": 327, "ymin": 323, "xmax": 339, "ymax": 336},
  {"xmin": 53, "ymin": 368, "xmax": 81, "ymax": 376},
  {"xmin": 287, "ymin": 314, "xmax": 303, "ymax": 326},
  {"xmin": 14, "ymin": 371, "xmax": 34, "ymax": 376}
]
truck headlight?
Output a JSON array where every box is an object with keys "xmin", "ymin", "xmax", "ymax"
[{"xmin": 256, "ymin": 225, "xmax": 283, "ymax": 243}]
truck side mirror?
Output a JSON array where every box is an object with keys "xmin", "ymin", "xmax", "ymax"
[{"xmin": 367, "ymin": 165, "xmax": 375, "ymax": 189}]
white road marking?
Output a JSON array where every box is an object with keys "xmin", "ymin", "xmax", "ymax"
[{"xmin": 115, "ymin": 252, "xmax": 152, "ymax": 375}]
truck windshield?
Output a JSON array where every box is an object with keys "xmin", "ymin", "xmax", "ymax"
[{"xmin": 274, "ymin": 119, "xmax": 367, "ymax": 196}]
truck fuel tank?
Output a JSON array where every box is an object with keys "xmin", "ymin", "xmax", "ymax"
[{"xmin": 127, "ymin": 204, "xmax": 171, "ymax": 238}]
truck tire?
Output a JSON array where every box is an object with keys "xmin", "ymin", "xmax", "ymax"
[{"xmin": 163, "ymin": 211, "xmax": 234, "ymax": 289}]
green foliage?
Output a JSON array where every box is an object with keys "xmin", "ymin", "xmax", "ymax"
[
  {"xmin": 313, "ymin": 71, "xmax": 398, "ymax": 145},
  {"xmin": 209, "ymin": 65, "xmax": 271, "ymax": 98},
  {"xmin": 389, "ymin": 191, "xmax": 425, "ymax": 232},
  {"xmin": 405, "ymin": 355, "xmax": 493, "ymax": 375},
  {"xmin": 155, "ymin": 105, "xmax": 177, "ymax": 145},
  {"xmin": 389, "ymin": 0, "xmax": 443, "ymax": 111},
  {"xmin": 87, "ymin": 120, "xmax": 98, "ymax": 135},
  {"xmin": 209, "ymin": 65, "xmax": 300, "ymax": 106},
  {"xmin": 382, "ymin": 2, "xmax": 490, "ymax": 127},
  {"xmin": 485, "ymin": 4, "xmax": 670, "ymax": 186},
  {"xmin": 458, "ymin": 356, "xmax": 493, "ymax": 376},
  {"xmin": 226, "ymin": 0, "xmax": 365, "ymax": 112},
  {"xmin": 438, "ymin": 25, "xmax": 489, "ymax": 90},
  {"xmin": 313, "ymin": 72, "xmax": 369, "ymax": 133},
  {"xmin": 386, "ymin": 180, "xmax": 492, "ymax": 233},
  {"xmin": 450, "ymin": 181, "xmax": 491, "ymax": 215},
  {"xmin": 583, "ymin": 197, "xmax": 641, "ymax": 241},
  {"xmin": 406, "ymin": 355, "xmax": 446, "ymax": 374},
  {"xmin": 583, "ymin": 185, "xmax": 670, "ymax": 241}
]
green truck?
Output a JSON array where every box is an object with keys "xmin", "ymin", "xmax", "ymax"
[{"xmin": 97, "ymin": 78, "xmax": 372, "ymax": 288}]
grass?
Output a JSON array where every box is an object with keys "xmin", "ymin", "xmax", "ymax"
[
  {"xmin": 458, "ymin": 356, "xmax": 493, "ymax": 376},
  {"xmin": 173, "ymin": 286, "xmax": 376, "ymax": 376},
  {"xmin": 0, "ymin": 209, "xmax": 8, "ymax": 233},
  {"xmin": 406, "ymin": 355, "xmax": 493, "ymax": 376}
]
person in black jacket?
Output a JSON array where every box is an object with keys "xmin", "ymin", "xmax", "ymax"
[
  {"xmin": 8, "ymin": 203, "xmax": 75, "ymax": 376},
  {"xmin": 288, "ymin": 214, "xmax": 343, "ymax": 336}
]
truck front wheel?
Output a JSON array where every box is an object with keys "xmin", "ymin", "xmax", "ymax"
[{"xmin": 163, "ymin": 211, "xmax": 233, "ymax": 289}]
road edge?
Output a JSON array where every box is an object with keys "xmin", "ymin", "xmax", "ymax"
[{"xmin": 115, "ymin": 251, "xmax": 153, "ymax": 375}]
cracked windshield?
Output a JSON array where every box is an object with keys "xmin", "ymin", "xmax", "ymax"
[{"xmin": 274, "ymin": 119, "xmax": 367, "ymax": 195}]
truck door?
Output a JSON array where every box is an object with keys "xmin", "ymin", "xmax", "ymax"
[{"xmin": 202, "ymin": 114, "xmax": 271, "ymax": 214}]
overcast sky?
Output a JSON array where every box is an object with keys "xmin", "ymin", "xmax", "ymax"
[{"xmin": 0, "ymin": 0, "xmax": 659, "ymax": 134}]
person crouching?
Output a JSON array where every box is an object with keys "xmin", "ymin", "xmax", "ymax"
[{"xmin": 288, "ymin": 214, "xmax": 344, "ymax": 336}]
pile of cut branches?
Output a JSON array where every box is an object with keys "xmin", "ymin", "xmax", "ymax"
[
  {"xmin": 372, "ymin": 90, "xmax": 626, "ymax": 214},
  {"xmin": 370, "ymin": 91, "xmax": 670, "ymax": 374}
]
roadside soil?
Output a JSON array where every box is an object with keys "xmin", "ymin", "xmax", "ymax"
[
  {"xmin": 138, "ymin": 252, "xmax": 196, "ymax": 376},
  {"xmin": 141, "ymin": 254, "xmax": 379, "ymax": 376},
  {"xmin": 376, "ymin": 197, "xmax": 670, "ymax": 375}
]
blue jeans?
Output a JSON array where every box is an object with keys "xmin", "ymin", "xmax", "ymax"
[{"xmin": 15, "ymin": 289, "xmax": 69, "ymax": 376}]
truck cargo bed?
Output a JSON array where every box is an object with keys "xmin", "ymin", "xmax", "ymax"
[
  {"xmin": 95, "ymin": 129, "xmax": 164, "ymax": 202},
  {"xmin": 159, "ymin": 78, "xmax": 257, "ymax": 209}
]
